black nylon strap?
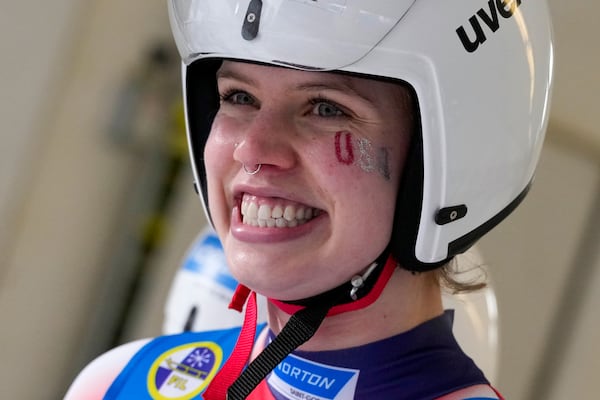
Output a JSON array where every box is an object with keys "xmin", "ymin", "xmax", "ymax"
[
  {"xmin": 227, "ymin": 302, "xmax": 331, "ymax": 399},
  {"xmin": 227, "ymin": 248, "xmax": 391, "ymax": 399}
]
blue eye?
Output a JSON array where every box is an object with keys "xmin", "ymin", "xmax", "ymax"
[
  {"xmin": 221, "ymin": 90, "xmax": 255, "ymax": 106},
  {"xmin": 311, "ymin": 100, "xmax": 345, "ymax": 117}
]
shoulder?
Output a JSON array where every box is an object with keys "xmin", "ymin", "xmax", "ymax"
[
  {"xmin": 66, "ymin": 326, "xmax": 251, "ymax": 399},
  {"xmin": 436, "ymin": 384, "xmax": 503, "ymax": 400},
  {"xmin": 64, "ymin": 338, "xmax": 151, "ymax": 400}
]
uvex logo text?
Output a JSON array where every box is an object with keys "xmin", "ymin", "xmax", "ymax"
[{"xmin": 456, "ymin": 0, "xmax": 523, "ymax": 53}]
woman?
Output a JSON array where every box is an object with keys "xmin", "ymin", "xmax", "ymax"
[{"xmin": 66, "ymin": 1, "xmax": 553, "ymax": 399}]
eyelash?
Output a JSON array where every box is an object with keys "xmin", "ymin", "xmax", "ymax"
[
  {"xmin": 218, "ymin": 89, "xmax": 349, "ymax": 118},
  {"xmin": 219, "ymin": 89, "xmax": 254, "ymax": 105},
  {"xmin": 309, "ymin": 97, "xmax": 347, "ymax": 118}
]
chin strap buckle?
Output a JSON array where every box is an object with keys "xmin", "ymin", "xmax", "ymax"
[{"xmin": 349, "ymin": 261, "xmax": 379, "ymax": 300}]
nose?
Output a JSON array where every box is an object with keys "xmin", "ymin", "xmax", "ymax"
[{"xmin": 233, "ymin": 107, "xmax": 298, "ymax": 172}]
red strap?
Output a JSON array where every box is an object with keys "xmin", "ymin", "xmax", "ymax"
[
  {"xmin": 269, "ymin": 255, "xmax": 397, "ymax": 316},
  {"xmin": 229, "ymin": 284, "xmax": 252, "ymax": 312},
  {"xmin": 203, "ymin": 286, "xmax": 257, "ymax": 400},
  {"xmin": 246, "ymin": 379, "xmax": 276, "ymax": 399}
]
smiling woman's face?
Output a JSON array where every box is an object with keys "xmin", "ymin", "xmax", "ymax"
[{"xmin": 203, "ymin": 61, "xmax": 414, "ymax": 301}]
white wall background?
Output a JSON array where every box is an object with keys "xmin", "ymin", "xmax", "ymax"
[{"xmin": 0, "ymin": 1, "xmax": 598, "ymax": 399}]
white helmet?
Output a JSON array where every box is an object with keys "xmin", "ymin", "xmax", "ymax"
[{"xmin": 168, "ymin": 0, "xmax": 553, "ymax": 271}]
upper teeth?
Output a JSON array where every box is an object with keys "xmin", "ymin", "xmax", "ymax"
[{"xmin": 241, "ymin": 196, "xmax": 320, "ymax": 228}]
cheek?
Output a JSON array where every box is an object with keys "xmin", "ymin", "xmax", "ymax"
[
  {"xmin": 204, "ymin": 134, "xmax": 228, "ymax": 170},
  {"xmin": 304, "ymin": 132, "xmax": 401, "ymax": 219},
  {"xmin": 203, "ymin": 127, "xmax": 236, "ymax": 226},
  {"xmin": 319, "ymin": 132, "xmax": 401, "ymax": 251},
  {"xmin": 326, "ymin": 131, "xmax": 404, "ymax": 222},
  {"xmin": 204, "ymin": 119, "xmax": 237, "ymax": 175},
  {"xmin": 333, "ymin": 131, "xmax": 396, "ymax": 182}
]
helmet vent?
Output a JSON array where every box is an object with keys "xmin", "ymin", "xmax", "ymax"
[{"xmin": 242, "ymin": 0, "xmax": 263, "ymax": 40}]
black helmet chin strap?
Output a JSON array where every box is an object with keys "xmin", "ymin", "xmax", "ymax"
[
  {"xmin": 205, "ymin": 248, "xmax": 392, "ymax": 400},
  {"xmin": 228, "ymin": 293, "xmax": 332, "ymax": 399}
]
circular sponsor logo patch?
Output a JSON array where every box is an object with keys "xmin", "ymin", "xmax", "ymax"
[{"xmin": 147, "ymin": 342, "xmax": 222, "ymax": 399}]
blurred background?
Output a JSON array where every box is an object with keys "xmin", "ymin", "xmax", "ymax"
[{"xmin": 0, "ymin": 1, "xmax": 598, "ymax": 399}]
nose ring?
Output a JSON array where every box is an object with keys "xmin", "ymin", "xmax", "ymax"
[{"xmin": 243, "ymin": 163, "xmax": 262, "ymax": 175}]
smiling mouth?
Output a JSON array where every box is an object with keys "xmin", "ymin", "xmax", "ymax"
[{"xmin": 240, "ymin": 194, "xmax": 323, "ymax": 228}]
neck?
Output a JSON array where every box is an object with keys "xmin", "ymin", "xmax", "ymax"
[{"xmin": 266, "ymin": 267, "xmax": 444, "ymax": 351}]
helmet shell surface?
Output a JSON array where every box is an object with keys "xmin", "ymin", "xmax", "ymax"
[{"xmin": 169, "ymin": 0, "xmax": 553, "ymax": 270}]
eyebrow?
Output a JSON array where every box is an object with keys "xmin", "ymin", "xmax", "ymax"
[
  {"xmin": 296, "ymin": 79, "xmax": 363, "ymax": 97},
  {"xmin": 216, "ymin": 67, "xmax": 360, "ymax": 92},
  {"xmin": 216, "ymin": 67, "xmax": 258, "ymax": 87},
  {"xmin": 295, "ymin": 77, "xmax": 381, "ymax": 110},
  {"xmin": 216, "ymin": 64, "xmax": 371, "ymax": 101}
]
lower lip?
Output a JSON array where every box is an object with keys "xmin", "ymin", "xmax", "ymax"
[{"xmin": 230, "ymin": 206, "xmax": 326, "ymax": 243}]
